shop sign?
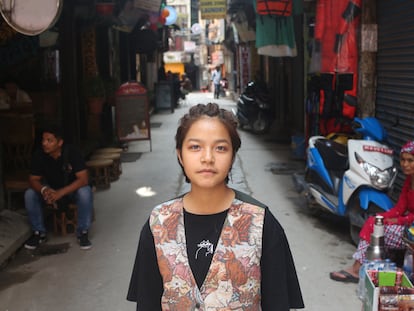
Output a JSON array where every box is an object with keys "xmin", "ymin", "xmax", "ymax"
[
  {"xmin": 115, "ymin": 82, "xmax": 151, "ymax": 145},
  {"xmin": 163, "ymin": 51, "xmax": 184, "ymax": 63},
  {"xmin": 200, "ymin": 0, "xmax": 226, "ymax": 20}
]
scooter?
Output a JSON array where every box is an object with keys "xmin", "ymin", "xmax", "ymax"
[
  {"xmin": 232, "ymin": 81, "xmax": 272, "ymax": 134},
  {"xmin": 293, "ymin": 117, "xmax": 398, "ymax": 245}
]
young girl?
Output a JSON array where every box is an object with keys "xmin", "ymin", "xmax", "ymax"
[
  {"xmin": 127, "ymin": 103, "xmax": 304, "ymax": 310},
  {"xmin": 330, "ymin": 140, "xmax": 414, "ymax": 283}
]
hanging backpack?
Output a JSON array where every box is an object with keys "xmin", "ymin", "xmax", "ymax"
[{"xmin": 256, "ymin": 0, "xmax": 292, "ymax": 16}]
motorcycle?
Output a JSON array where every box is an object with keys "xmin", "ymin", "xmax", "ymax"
[
  {"xmin": 293, "ymin": 117, "xmax": 398, "ymax": 245},
  {"xmin": 232, "ymin": 81, "xmax": 272, "ymax": 134}
]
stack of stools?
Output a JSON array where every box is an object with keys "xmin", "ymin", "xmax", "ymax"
[
  {"xmin": 90, "ymin": 153, "xmax": 121, "ymax": 181},
  {"xmin": 86, "ymin": 158, "xmax": 113, "ymax": 190},
  {"xmin": 88, "ymin": 148, "xmax": 123, "ymax": 187}
]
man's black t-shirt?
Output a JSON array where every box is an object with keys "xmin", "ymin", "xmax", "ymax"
[{"xmin": 30, "ymin": 144, "xmax": 86, "ymax": 189}]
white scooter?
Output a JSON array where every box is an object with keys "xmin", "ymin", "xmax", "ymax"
[{"xmin": 293, "ymin": 117, "xmax": 398, "ymax": 245}]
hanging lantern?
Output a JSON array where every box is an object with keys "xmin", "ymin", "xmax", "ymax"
[
  {"xmin": 161, "ymin": 8, "xmax": 170, "ymax": 18},
  {"xmin": 164, "ymin": 6, "xmax": 177, "ymax": 26}
]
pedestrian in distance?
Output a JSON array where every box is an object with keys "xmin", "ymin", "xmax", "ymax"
[
  {"xmin": 330, "ymin": 140, "xmax": 414, "ymax": 283},
  {"xmin": 158, "ymin": 60, "xmax": 167, "ymax": 81},
  {"xmin": 24, "ymin": 124, "xmax": 94, "ymax": 250},
  {"xmin": 179, "ymin": 73, "xmax": 192, "ymax": 99},
  {"xmin": 211, "ymin": 66, "xmax": 222, "ymax": 99},
  {"xmin": 127, "ymin": 103, "xmax": 304, "ymax": 310}
]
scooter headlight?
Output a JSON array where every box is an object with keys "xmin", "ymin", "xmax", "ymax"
[{"xmin": 355, "ymin": 152, "xmax": 397, "ymax": 189}]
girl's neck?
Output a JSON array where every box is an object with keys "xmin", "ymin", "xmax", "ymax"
[{"xmin": 183, "ymin": 186, "xmax": 235, "ymax": 215}]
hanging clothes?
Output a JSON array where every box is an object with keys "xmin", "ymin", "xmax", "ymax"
[
  {"xmin": 255, "ymin": 0, "xmax": 303, "ymax": 57},
  {"xmin": 314, "ymin": 0, "xmax": 362, "ymax": 135},
  {"xmin": 256, "ymin": 0, "xmax": 292, "ymax": 16}
]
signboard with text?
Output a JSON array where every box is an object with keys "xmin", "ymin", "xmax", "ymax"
[
  {"xmin": 200, "ymin": 0, "xmax": 226, "ymax": 19},
  {"xmin": 115, "ymin": 82, "xmax": 151, "ymax": 144}
]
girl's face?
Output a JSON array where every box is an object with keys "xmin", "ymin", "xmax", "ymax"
[
  {"xmin": 400, "ymin": 152, "xmax": 414, "ymax": 176},
  {"xmin": 177, "ymin": 116, "xmax": 234, "ymax": 190}
]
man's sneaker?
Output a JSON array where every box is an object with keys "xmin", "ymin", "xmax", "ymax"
[
  {"xmin": 78, "ymin": 231, "xmax": 92, "ymax": 250},
  {"xmin": 24, "ymin": 231, "xmax": 47, "ymax": 250}
]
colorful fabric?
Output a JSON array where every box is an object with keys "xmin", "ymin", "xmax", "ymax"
[
  {"xmin": 149, "ymin": 197, "xmax": 265, "ymax": 311},
  {"xmin": 353, "ymin": 239, "xmax": 369, "ymax": 263},
  {"xmin": 353, "ymin": 225, "xmax": 405, "ymax": 263},
  {"xmin": 401, "ymin": 141, "xmax": 414, "ymax": 155},
  {"xmin": 359, "ymin": 176, "xmax": 414, "ymax": 241},
  {"xmin": 384, "ymin": 225, "xmax": 405, "ymax": 249},
  {"xmin": 127, "ymin": 190, "xmax": 305, "ymax": 310}
]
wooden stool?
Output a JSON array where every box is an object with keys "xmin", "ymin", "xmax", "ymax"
[
  {"xmin": 90, "ymin": 153, "xmax": 121, "ymax": 181},
  {"xmin": 93, "ymin": 147, "xmax": 123, "ymax": 154},
  {"xmin": 53, "ymin": 204, "xmax": 78, "ymax": 236},
  {"xmin": 86, "ymin": 159, "xmax": 113, "ymax": 189}
]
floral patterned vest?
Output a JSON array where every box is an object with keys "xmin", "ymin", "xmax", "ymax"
[{"xmin": 149, "ymin": 196, "xmax": 265, "ymax": 311}]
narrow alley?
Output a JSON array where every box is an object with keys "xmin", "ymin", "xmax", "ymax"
[{"xmin": 0, "ymin": 92, "xmax": 361, "ymax": 311}]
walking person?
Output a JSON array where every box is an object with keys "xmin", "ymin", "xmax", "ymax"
[
  {"xmin": 24, "ymin": 125, "xmax": 94, "ymax": 250},
  {"xmin": 180, "ymin": 73, "xmax": 192, "ymax": 99},
  {"xmin": 330, "ymin": 140, "xmax": 414, "ymax": 283},
  {"xmin": 127, "ymin": 103, "xmax": 304, "ymax": 310},
  {"xmin": 211, "ymin": 66, "xmax": 222, "ymax": 99}
]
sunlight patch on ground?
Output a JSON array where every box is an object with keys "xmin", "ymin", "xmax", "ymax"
[{"xmin": 136, "ymin": 186, "xmax": 157, "ymax": 197}]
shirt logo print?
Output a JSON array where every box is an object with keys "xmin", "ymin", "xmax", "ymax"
[{"xmin": 195, "ymin": 240, "xmax": 214, "ymax": 259}]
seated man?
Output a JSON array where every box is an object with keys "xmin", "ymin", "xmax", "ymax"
[{"xmin": 24, "ymin": 125, "xmax": 93, "ymax": 250}]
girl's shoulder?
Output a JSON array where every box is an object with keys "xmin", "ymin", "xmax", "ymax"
[
  {"xmin": 152, "ymin": 195, "xmax": 184, "ymax": 212},
  {"xmin": 233, "ymin": 189, "xmax": 267, "ymax": 209}
]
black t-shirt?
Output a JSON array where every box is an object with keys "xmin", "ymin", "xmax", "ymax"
[
  {"xmin": 185, "ymin": 209, "xmax": 228, "ymax": 289},
  {"xmin": 127, "ymin": 190, "xmax": 304, "ymax": 310},
  {"xmin": 30, "ymin": 144, "xmax": 86, "ymax": 189}
]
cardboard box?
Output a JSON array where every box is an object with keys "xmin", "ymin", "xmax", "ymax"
[{"xmin": 364, "ymin": 271, "xmax": 414, "ymax": 311}]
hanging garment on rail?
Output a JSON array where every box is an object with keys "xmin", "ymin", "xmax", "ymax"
[{"xmin": 256, "ymin": 0, "xmax": 292, "ymax": 16}]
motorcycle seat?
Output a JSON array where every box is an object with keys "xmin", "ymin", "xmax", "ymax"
[{"xmin": 314, "ymin": 138, "xmax": 349, "ymax": 171}]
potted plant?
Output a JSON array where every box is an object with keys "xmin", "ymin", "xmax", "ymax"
[{"xmin": 83, "ymin": 75, "xmax": 106, "ymax": 114}]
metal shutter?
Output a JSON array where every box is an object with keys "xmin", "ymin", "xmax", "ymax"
[{"xmin": 376, "ymin": 1, "xmax": 414, "ymax": 200}]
